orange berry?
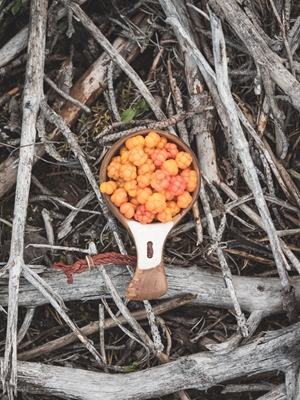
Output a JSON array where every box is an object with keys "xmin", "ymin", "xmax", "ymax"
[
  {"xmin": 137, "ymin": 173, "xmax": 151, "ymax": 189},
  {"xmin": 125, "ymin": 135, "xmax": 145, "ymax": 150},
  {"xmin": 120, "ymin": 202, "xmax": 135, "ymax": 219},
  {"xmin": 128, "ymin": 145, "xmax": 148, "ymax": 167},
  {"xmin": 160, "ymin": 189, "xmax": 174, "ymax": 201},
  {"xmin": 119, "ymin": 163, "xmax": 137, "ymax": 181},
  {"xmin": 111, "ymin": 188, "xmax": 128, "ymax": 207},
  {"xmin": 180, "ymin": 168, "xmax": 198, "ymax": 192},
  {"xmin": 99, "ymin": 181, "xmax": 117, "ymax": 195},
  {"xmin": 167, "ymin": 201, "xmax": 181, "ymax": 216},
  {"xmin": 161, "ymin": 159, "xmax": 178, "ymax": 176},
  {"xmin": 156, "ymin": 207, "xmax": 173, "ymax": 223},
  {"xmin": 144, "ymin": 131, "xmax": 161, "ymax": 148},
  {"xmin": 168, "ymin": 175, "xmax": 186, "ymax": 196},
  {"xmin": 145, "ymin": 192, "xmax": 167, "ymax": 214},
  {"xmin": 175, "ymin": 151, "xmax": 193, "ymax": 169},
  {"xmin": 134, "ymin": 204, "xmax": 155, "ymax": 224},
  {"xmin": 156, "ymin": 136, "xmax": 168, "ymax": 149},
  {"xmin": 115, "ymin": 178, "xmax": 125, "ymax": 188},
  {"xmin": 138, "ymin": 159, "xmax": 155, "ymax": 175},
  {"xmin": 150, "ymin": 169, "xmax": 170, "ymax": 192},
  {"xmin": 107, "ymin": 156, "xmax": 122, "ymax": 180},
  {"xmin": 144, "ymin": 146, "xmax": 155, "ymax": 156},
  {"xmin": 164, "ymin": 142, "xmax": 179, "ymax": 159},
  {"xmin": 130, "ymin": 197, "xmax": 139, "ymax": 208},
  {"xmin": 136, "ymin": 187, "xmax": 153, "ymax": 204},
  {"xmin": 123, "ymin": 180, "xmax": 138, "ymax": 197},
  {"xmin": 177, "ymin": 191, "xmax": 192, "ymax": 209},
  {"xmin": 151, "ymin": 148, "xmax": 168, "ymax": 167},
  {"xmin": 120, "ymin": 147, "xmax": 129, "ymax": 163}
]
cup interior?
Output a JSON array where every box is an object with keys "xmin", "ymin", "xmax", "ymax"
[{"xmin": 99, "ymin": 129, "xmax": 201, "ymax": 228}]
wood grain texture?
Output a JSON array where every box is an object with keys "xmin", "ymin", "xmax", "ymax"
[{"xmin": 125, "ymin": 263, "xmax": 168, "ymax": 300}]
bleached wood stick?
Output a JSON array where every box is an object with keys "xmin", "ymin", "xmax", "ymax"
[
  {"xmin": 208, "ymin": 11, "xmax": 296, "ymax": 320},
  {"xmin": 1, "ymin": 321, "xmax": 299, "ymax": 399},
  {"xmin": 67, "ymin": 1, "xmax": 173, "ymax": 130},
  {"xmin": 0, "ymin": 13, "xmax": 152, "ymax": 199},
  {"xmin": 1, "ymin": 264, "xmax": 298, "ymax": 316},
  {"xmin": 210, "ymin": 0, "xmax": 300, "ymax": 112},
  {"xmin": 0, "ymin": 0, "xmax": 87, "ymax": 68},
  {"xmin": 1, "ymin": 0, "xmax": 48, "ymax": 397}
]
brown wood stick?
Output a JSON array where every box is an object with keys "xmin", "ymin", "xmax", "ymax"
[{"xmin": 17, "ymin": 294, "xmax": 196, "ymax": 361}]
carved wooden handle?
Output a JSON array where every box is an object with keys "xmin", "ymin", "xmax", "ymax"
[
  {"xmin": 125, "ymin": 262, "xmax": 168, "ymax": 300},
  {"xmin": 124, "ymin": 220, "xmax": 172, "ymax": 300}
]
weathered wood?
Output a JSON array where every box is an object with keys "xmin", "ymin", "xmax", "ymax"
[
  {"xmin": 0, "ymin": 264, "xmax": 298, "ymax": 316},
  {"xmin": 209, "ymin": 0, "xmax": 300, "ymax": 112},
  {"xmin": 0, "ymin": 13, "xmax": 152, "ymax": 199},
  {"xmin": 1, "ymin": 0, "xmax": 48, "ymax": 397},
  {"xmin": 1, "ymin": 321, "xmax": 299, "ymax": 399}
]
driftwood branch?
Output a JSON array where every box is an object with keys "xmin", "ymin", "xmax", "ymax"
[
  {"xmin": 1, "ymin": 321, "xmax": 300, "ymax": 399},
  {"xmin": 209, "ymin": 0, "xmax": 300, "ymax": 112},
  {"xmin": 1, "ymin": 0, "xmax": 48, "ymax": 397},
  {"xmin": 0, "ymin": 264, "xmax": 297, "ymax": 316}
]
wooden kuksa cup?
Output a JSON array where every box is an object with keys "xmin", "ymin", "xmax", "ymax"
[{"xmin": 99, "ymin": 129, "xmax": 201, "ymax": 301}]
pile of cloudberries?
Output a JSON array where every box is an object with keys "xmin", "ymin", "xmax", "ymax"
[{"xmin": 100, "ymin": 131, "xmax": 198, "ymax": 224}]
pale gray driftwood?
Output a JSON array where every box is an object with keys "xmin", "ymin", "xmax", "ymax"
[
  {"xmin": 209, "ymin": 0, "xmax": 300, "ymax": 112},
  {"xmin": 0, "ymin": 13, "xmax": 152, "ymax": 199},
  {"xmin": 0, "ymin": 0, "xmax": 87, "ymax": 68},
  {"xmin": 1, "ymin": 1, "xmax": 48, "ymax": 397},
  {"xmin": 1, "ymin": 264, "xmax": 298, "ymax": 316},
  {"xmin": 1, "ymin": 321, "xmax": 300, "ymax": 399}
]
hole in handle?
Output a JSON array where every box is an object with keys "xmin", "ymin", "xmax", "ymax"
[{"xmin": 147, "ymin": 241, "xmax": 153, "ymax": 258}]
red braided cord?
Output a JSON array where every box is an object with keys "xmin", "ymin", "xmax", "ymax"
[{"xmin": 54, "ymin": 252, "xmax": 137, "ymax": 284}]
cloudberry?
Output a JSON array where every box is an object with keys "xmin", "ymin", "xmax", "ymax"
[
  {"xmin": 99, "ymin": 181, "xmax": 117, "ymax": 195},
  {"xmin": 138, "ymin": 159, "xmax": 155, "ymax": 175},
  {"xmin": 177, "ymin": 191, "xmax": 192, "ymax": 209},
  {"xmin": 125, "ymin": 135, "xmax": 145, "ymax": 150},
  {"xmin": 150, "ymin": 170, "xmax": 170, "ymax": 192},
  {"xmin": 120, "ymin": 202, "xmax": 135, "ymax": 219},
  {"xmin": 128, "ymin": 145, "xmax": 148, "ymax": 167},
  {"xmin": 151, "ymin": 148, "xmax": 168, "ymax": 167},
  {"xmin": 136, "ymin": 187, "xmax": 153, "ymax": 204},
  {"xmin": 145, "ymin": 193, "xmax": 167, "ymax": 214},
  {"xmin": 107, "ymin": 156, "xmax": 122, "ymax": 180},
  {"xmin": 137, "ymin": 173, "xmax": 151, "ymax": 189},
  {"xmin": 123, "ymin": 180, "xmax": 138, "ymax": 197},
  {"xmin": 156, "ymin": 207, "xmax": 173, "ymax": 223},
  {"xmin": 161, "ymin": 159, "xmax": 178, "ymax": 176},
  {"xmin": 175, "ymin": 151, "xmax": 193, "ymax": 169},
  {"xmin": 168, "ymin": 175, "xmax": 187, "ymax": 196},
  {"xmin": 156, "ymin": 136, "xmax": 168, "ymax": 149},
  {"xmin": 164, "ymin": 142, "xmax": 179, "ymax": 159},
  {"xmin": 119, "ymin": 163, "xmax": 137, "ymax": 181},
  {"xmin": 167, "ymin": 201, "xmax": 181, "ymax": 216},
  {"xmin": 111, "ymin": 188, "xmax": 128, "ymax": 207},
  {"xmin": 134, "ymin": 204, "xmax": 155, "ymax": 224},
  {"xmin": 145, "ymin": 131, "xmax": 161, "ymax": 148},
  {"xmin": 180, "ymin": 169, "xmax": 198, "ymax": 192}
]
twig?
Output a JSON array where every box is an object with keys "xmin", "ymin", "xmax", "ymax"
[
  {"xmin": 44, "ymin": 75, "xmax": 91, "ymax": 113},
  {"xmin": 107, "ymin": 61, "xmax": 121, "ymax": 122},
  {"xmin": 208, "ymin": 10, "xmax": 296, "ymax": 321},
  {"xmin": 96, "ymin": 107, "xmax": 213, "ymax": 143},
  {"xmin": 66, "ymin": 1, "xmax": 175, "ymax": 134},
  {"xmin": 16, "ymin": 308, "xmax": 36, "ymax": 346},
  {"xmin": 98, "ymin": 304, "xmax": 107, "ymax": 366},
  {"xmin": 22, "ymin": 265, "xmax": 105, "ymax": 365},
  {"xmin": 200, "ymin": 181, "xmax": 248, "ymax": 338},
  {"xmin": 1, "ymin": 0, "xmax": 48, "ymax": 397},
  {"xmin": 17, "ymin": 294, "xmax": 196, "ymax": 361},
  {"xmin": 97, "ymin": 264, "xmax": 168, "ymax": 363}
]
